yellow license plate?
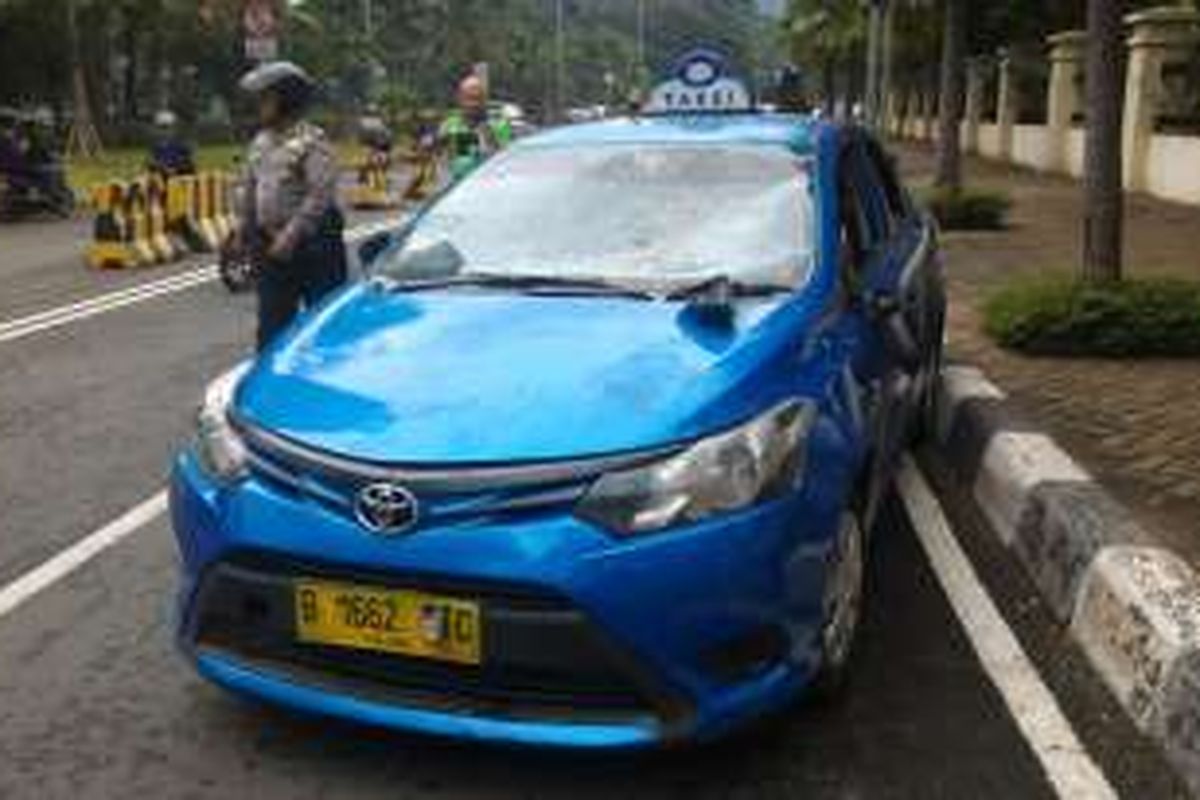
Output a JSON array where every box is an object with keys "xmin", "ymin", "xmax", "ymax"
[{"xmin": 294, "ymin": 580, "xmax": 482, "ymax": 666}]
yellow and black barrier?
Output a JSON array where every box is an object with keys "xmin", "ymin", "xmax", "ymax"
[
  {"xmin": 196, "ymin": 172, "xmax": 224, "ymax": 250},
  {"xmin": 85, "ymin": 170, "xmax": 240, "ymax": 270},
  {"xmin": 402, "ymin": 152, "xmax": 439, "ymax": 202},
  {"xmin": 349, "ymin": 155, "xmax": 400, "ymax": 210},
  {"xmin": 85, "ymin": 182, "xmax": 138, "ymax": 270}
]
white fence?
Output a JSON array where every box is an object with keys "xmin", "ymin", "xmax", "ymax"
[{"xmin": 889, "ymin": 7, "xmax": 1200, "ymax": 208}]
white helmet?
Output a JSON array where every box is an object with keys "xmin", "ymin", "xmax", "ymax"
[{"xmin": 154, "ymin": 109, "xmax": 178, "ymax": 128}]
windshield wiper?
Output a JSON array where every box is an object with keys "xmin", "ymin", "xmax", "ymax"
[
  {"xmin": 666, "ymin": 275, "xmax": 792, "ymax": 302},
  {"xmin": 378, "ymin": 273, "xmax": 656, "ymax": 300}
]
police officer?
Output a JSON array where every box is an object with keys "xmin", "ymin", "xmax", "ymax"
[{"xmin": 237, "ymin": 61, "xmax": 347, "ymax": 351}]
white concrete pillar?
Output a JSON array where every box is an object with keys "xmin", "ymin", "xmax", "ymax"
[
  {"xmin": 964, "ymin": 58, "xmax": 987, "ymax": 155},
  {"xmin": 1122, "ymin": 7, "xmax": 1200, "ymax": 191},
  {"xmin": 996, "ymin": 52, "xmax": 1018, "ymax": 162},
  {"xmin": 921, "ymin": 89, "xmax": 936, "ymax": 141},
  {"xmin": 891, "ymin": 92, "xmax": 902, "ymax": 136},
  {"xmin": 1046, "ymin": 31, "xmax": 1086, "ymax": 173}
]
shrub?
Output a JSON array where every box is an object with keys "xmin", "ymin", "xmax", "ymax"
[
  {"xmin": 924, "ymin": 186, "xmax": 1011, "ymax": 231},
  {"xmin": 984, "ymin": 277, "xmax": 1200, "ymax": 357}
]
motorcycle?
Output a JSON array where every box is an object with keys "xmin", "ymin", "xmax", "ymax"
[
  {"xmin": 216, "ymin": 171, "xmax": 257, "ymax": 294},
  {"xmin": 0, "ymin": 162, "xmax": 75, "ymax": 220},
  {"xmin": 218, "ymin": 232, "xmax": 258, "ymax": 294}
]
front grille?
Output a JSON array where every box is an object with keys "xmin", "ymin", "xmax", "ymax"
[
  {"xmin": 233, "ymin": 415, "xmax": 680, "ymax": 494},
  {"xmin": 188, "ymin": 555, "xmax": 683, "ymax": 726},
  {"xmin": 240, "ymin": 432, "xmax": 593, "ymax": 529}
]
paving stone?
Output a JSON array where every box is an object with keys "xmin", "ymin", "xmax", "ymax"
[{"xmin": 895, "ymin": 143, "xmax": 1200, "ymax": 568}]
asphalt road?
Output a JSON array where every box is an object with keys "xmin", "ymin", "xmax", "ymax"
[{"xmin": 0, "ymin": 208, "xmax": 1189, "ymax": 799}]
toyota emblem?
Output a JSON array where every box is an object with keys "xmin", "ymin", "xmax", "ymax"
[{"xmin": 354, "ymin": 482, "xmax": 420, "ymax": 535}]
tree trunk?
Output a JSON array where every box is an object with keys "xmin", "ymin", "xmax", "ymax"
[
  {"xmin": 65, "ymin": 0, "xmax": 102, "ymax": 158},
  {"xmin": 1082, "ymin": 0, "xmax": 1125, "ymax": 284},
  {"xmin": 122, "ymin": 10, "xmax": 139, "ymax": 124},
  {"xmin": 823, "ymin": 54, "xmax": 836, "ymax": 116},
  {"xmin": 934, "ymin": 0, "xmax": 966, "ymax": 190}
]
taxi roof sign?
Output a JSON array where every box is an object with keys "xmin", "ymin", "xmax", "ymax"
[{"xmin": 644, "ymin": 47, "xmax": 754, "ymax": 115}]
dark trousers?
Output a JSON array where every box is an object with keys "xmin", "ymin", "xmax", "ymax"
[{"xmin": 255, "ymin": 211, "xmax": 348, "ymax": 351}]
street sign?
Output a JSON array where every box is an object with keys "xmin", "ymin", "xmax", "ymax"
[
  {"xmin": 245, "ymin": 37, "xmax": 279, "ymax": 62},
  {"xmin": 644, "ymin": 47, "xmax": 753, "ymax": 114},
  {"xmin": 243, "ymin": 0, "xmax": 280, "ymax": 63}
]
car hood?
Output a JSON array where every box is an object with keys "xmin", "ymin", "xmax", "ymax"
[{"xmin": 235, "ymin": 286, "xmax": 812, "ymax": 464}]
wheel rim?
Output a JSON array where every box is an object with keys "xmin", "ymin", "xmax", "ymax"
[{"xmin": 822, "ymin": 513, "xmax": 865, "ymax": 669}]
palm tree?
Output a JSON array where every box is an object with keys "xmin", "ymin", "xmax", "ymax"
[
  {"xmin": 786, "ymin": 0, "xmax": 867, "ymax": 114},
  {"xmin": 1081, "ymin": 0, "xmax": 1125, "ymax": 283}
]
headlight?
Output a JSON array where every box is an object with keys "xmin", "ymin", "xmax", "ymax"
[
  {"xmin": 193, "ymin": 362, "xmax": 252, "ymax": 482},
  {"xmin": 575, "ymin": 400, "xmax": 816, "ymax": 536}
]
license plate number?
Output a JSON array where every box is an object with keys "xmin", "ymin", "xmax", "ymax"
[{"xmin": 294, "ymin": 580, "xmax": 481, "ymax": 666}]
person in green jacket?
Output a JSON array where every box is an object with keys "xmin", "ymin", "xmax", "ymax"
[{"xmin": 439, "ymin": 74, "xmax": 512, "ymax": 181}]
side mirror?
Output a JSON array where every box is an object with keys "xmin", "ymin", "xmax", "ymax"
[
  {"xmin": 868, "ymin": 291, "xmax": 922, "ymax": 371},
  {"xmin": 357, "ymin": 231, "xmax": 393, "ymax": 271}
]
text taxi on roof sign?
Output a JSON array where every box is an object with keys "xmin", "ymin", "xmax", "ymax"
[
  {"xmin": 168, "ymin": 43, "xmax": 947, "ymax": 751},
  {"xmin": 644, "ymin": 46, "xmax": 756, "ymax": 114}
]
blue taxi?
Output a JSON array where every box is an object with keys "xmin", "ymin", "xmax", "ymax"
[{"xmin": 170, "ymin": 52, "xmax": 945, "ymax": 749}]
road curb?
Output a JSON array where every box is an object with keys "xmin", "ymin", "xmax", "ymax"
[{"xmin": 934, "ymin": 364, "xmax": 1200, "ymax": 796}]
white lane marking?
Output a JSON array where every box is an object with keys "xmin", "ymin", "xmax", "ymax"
[
  {"xmin": 897, "ymin": 456, "xmax": 1118, "ymax": 800},
  {"xmin": 0, "ymin": 491, "xmax": 167, "ymax": 620},
  {"xmin": 0, "ymin": 267, "xmax": 216, "ymax": 336},
  {"xmin": 0, "ymin": 218, "xmax": 404, "ymax": 610},
  {"xmin": 0, "ymin": 218, "xmax": 401, "ymax": 345},
  {"xmin": 0, "ymin": 268, "xmax": 219, "ymax": 343}
]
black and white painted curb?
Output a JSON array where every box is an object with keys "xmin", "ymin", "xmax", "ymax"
[{"xmin": 935, "ymin": 364, "xmax": 1200, "ymax": 795}]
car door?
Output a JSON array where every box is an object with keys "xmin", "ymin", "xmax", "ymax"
[
  {"xmin": 833, "ymin": 133, "xmax": 925, "ymax": 526},
  {"xmin": 815, "ymin": 132, "xmax": 887, "ymax": 528},
  {"xmin": 860, "ymin": 135, "xmax": 946, "ymax": 436}
]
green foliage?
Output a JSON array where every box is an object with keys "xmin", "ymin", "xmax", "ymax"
[
  {"xmin": 785, "ymin": 0, "xmax": 866, "ymax": 62},
  {"xmin": 924, "ymin": 187, "xmax": 1011, "ymax": 231},
  {"xmin": 0, "ymin": 0, "xmax": 775, "ymax": 140},
  {"xmin": 287, "ymin": 0, "xmax": 774, "ymax": 117},
  {"xmin": 984, "ymin": 278, "xmax": 1200, "ymax": 357}
]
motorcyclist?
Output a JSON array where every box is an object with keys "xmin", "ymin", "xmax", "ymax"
[
  {"xmin": 438, "ymin": 74, "xmax": 512, "ymax": 181},
  {"xmin": 147, "ymin": 110, "xmax": 196, "ymax": 179},
  {"xmin": 776, "ymin": 66, "xmax": 811, "ymax": 114},
  {"xmin": 0, "ymin": 110, "xmax": 73, "ymax": 217},
  {"xmin": 356, "ymin": 106, "xmax": 393, "ymax": 180},
  {"xmin": 0, "ymin": 110, "xmax": 24, "ymax": 181},
  {"xmin": 401, "ymin": 109, "xmax": 441, "ymax": 201}
]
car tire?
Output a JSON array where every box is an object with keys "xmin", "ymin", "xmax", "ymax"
[{"xmin": 809, "ymin": 508, "xmax": 867, "ymax": 703}]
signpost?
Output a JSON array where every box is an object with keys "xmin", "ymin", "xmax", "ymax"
[{"xmin": 243, "ymin": 0, "xmax": 280, "ymax": 64}]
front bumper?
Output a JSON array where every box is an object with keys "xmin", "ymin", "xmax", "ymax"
[{"xmin": 170, "ymin": 449, "xmax": 841, "ymax": 748}]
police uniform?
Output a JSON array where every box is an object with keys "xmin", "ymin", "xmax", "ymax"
[{"xmin": 241, "ymin": 114, "xmax": 347, "ymax": 351}]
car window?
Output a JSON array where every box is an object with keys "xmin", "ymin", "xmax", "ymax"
[
  {"xmin": 378, "ymin": 143, "xmax": 817, "ymax": 291},
  {"xmin": 865, "ymin": 138, "xmax": 910, "ymax": 224},
  {"xmin": 837, "ymin": 143, "xmax": 872, "ymax": 287},
  {"xmin": 849, "ymin": 141, "xmax": 892, "ymax": 243}
]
